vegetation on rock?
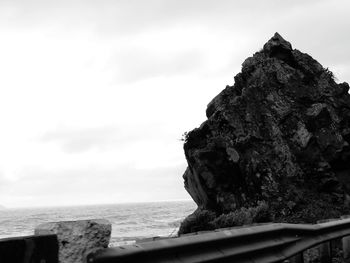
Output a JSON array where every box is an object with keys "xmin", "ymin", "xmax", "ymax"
[{"xmin": 178, "ymin": 201, "xmax": 270, "ymax": 234}]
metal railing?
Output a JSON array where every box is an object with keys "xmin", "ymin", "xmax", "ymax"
[
  {"xmin": 0, "ymin": 234, "xmax": 58, "ymax": 263},
  {"xmin": 87, "ymin": 217, "xmax": 350, "ymax": 263}
]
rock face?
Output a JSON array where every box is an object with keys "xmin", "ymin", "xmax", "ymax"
[
  {"xmin": 180, "ymin": 33, "xmax": 350, "ymax": 234},
  {"xmin": 35, "ymin": 219, "xmax": 111, "ymax": 263}
]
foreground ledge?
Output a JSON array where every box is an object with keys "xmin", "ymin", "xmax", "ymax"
[{"xmin": 35, "ymin": 219, "xmax": 111, "ymax": 263}]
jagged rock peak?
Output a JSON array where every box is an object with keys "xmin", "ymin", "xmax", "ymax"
[
  {"xmin": 179, "ymin": 33, "xmax": 350, "ymax": 234},
  {"xmin": 263, "ymin": 32, "xmax": 292, "ymax": 54}
]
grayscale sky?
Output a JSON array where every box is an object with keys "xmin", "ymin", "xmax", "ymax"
[{"xmin": 0, "ymin": 0, "xmax": 349, "ymax": 208}]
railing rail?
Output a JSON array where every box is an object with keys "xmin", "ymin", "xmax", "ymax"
[
  {"xmin": 87, "ymin": 218, "xmax": 350, "ymax": 263},
  {"xmin": 0, "ymin": 234, "xmax": 58, "ymax": 263}
]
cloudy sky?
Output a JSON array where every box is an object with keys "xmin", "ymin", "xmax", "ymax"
[{"xmin": 0, "ymin": 0, "xmax": 349, "ymax": 208}]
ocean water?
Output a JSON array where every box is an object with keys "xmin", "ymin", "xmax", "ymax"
[{"xmin": 0, "ymin": 200, "xmax": 196, "ymax": 246}]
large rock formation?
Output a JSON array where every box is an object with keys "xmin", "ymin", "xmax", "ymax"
[{"xmin": 180, "ymin": 33, "xmax": 350, "ymax": 234}]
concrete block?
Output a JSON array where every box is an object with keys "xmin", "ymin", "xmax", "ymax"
[{"xmin": 35, "ymin": 219, "xmax": 111, "ymax": 263}]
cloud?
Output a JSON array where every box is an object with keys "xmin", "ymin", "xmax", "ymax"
[
  {"xmin": 0, "ymin": 172, "xmax": 9, "ymax": 191},
  {"xmin": 41, "ymin": 126, "xmax": 124, "ymax": 153},
  {"xmin": 1, "ymin": 0, "xmax": 350, "ymax": 208},
  {"xmin": 0, "ymin": 0, "xmax": 326, "ymax": 37},
  {"xmin": 0, "ymin": 163, "xmax": 189, "ymax": 207},
  {"xmin": 113, "ymin": 48, "xmax": 204, "ymax": 83},
  {"xmin": 39, "ymin": 124, "xmax": 164, "ymax": 153},
  {"xmin": 2, "ymin": 0, "xmax": 349, "ymax": 84}
]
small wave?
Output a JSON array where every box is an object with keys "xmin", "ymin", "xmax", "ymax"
[
  {"xmin": 0, "ymin": 201, "xmax": 196, "ymax": 242},
  {"xmin": 113, "ymin": 221, "xmax": 138, "ymax": 226},
  {"xmin": 109, "ymin": 239, "xmax": 136, "ymax": 247}
]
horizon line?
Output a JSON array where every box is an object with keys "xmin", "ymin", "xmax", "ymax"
[{"xmin": 2, "ymin": 198, "xmax": 195, "ymax": 210}]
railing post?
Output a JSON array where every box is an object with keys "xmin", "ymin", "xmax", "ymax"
[
  {"xmin": 319, "ymin": 242, "xmax": 332, "ymax": 263},
  {"xmin": 341, "ymin": 215, "xmax": 350, "ymax": 262},
  {"xmin": 317, "ymin": 219, "xmax": 333, "ymax": 263},
  {"xmin": 289, "ymin": 253, "xmax": 304, "ymax": 263}
]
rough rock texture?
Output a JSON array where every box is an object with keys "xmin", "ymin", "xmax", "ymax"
[
  {"xmin": 180, "ymin": 33, "xmax": 350, "ymax": 234},
  {"xmin": 35, "ymin": 219, "xmax": 111, "ymax": 263}
]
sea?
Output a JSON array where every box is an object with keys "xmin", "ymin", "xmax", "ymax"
[{"xmin": 0, "ymin": 200, "xmax": 196, "ymax": 247}]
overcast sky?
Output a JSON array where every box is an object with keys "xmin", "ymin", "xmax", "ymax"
[{"xmin": 0, "ymin": 0, "xmax": 349, "ymax": 208}]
